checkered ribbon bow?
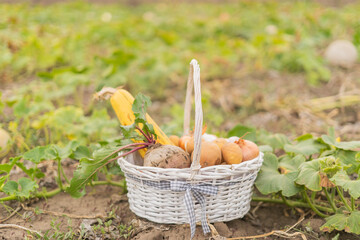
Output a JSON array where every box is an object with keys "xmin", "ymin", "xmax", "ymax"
[{"xmin": 170, "ymin": 181, "xmax": 218, "ymax": 239}]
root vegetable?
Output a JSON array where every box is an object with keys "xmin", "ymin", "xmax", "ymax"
[
  {"xmin": 213, "ymin": 138, "xmax": 227, "ymax": 150},
  {"xmin": 179, "ymin": 136, "xmax": 191, "ymax": 151},
  {"xmin": 143, "ymin": 144, "xmax": 191, "ymax": 168},
  {"xmin": 236, "ymin": 139, "xmax": 259, "ymax": 161},
  {"xmin": 221, "ymin": 142, "xmax": 243, "ymax": 164},
  {"xmin": 192, "ymin": 141, "xmax": 221, "ymax": 167},
  {"xmin": 184, "ymin": 137, "xmax": 194, "ymax": 154},
  {"xmin": 169, "ymin": 135, "xmax": 180, "ymax": 146}
]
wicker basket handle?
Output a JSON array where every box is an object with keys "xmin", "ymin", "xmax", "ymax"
[{"xmin": 183, "ymin": 59, "xmax": 203, "ymax": 176}]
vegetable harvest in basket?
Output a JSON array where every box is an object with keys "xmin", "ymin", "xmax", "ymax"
[
  {"xmin": 67, "ymin": 88, "xmax": 260, "ymax": 197},
  {"xmin": 112, "ymin": 89, "xmax": 259, "ymax": 168},
  {"xmin": 100, "ymin": 87, "xmax": 259, "ymax": 169}
]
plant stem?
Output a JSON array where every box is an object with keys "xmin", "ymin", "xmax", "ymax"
[
  {"xmin": 60, "ymin": 162, "xmax": 70, "ymax": 184},
  {"xmin": 92, "ymin": 180, "xmax": 125, "ymax": 188},
  {"xmin": 336, "ymin": 186, "xmax": 352, "ymax": 212},
  {"xmin": 103, "ymin": 142, "xmax": 151, "ymax": 161},
  {"xmin": 311, "ymin": 191, "xmax": 316, "ymax": 201},
  {"xmin": 324, "ymin": 188, "xmax": 337, "ymax": 212},
  {"xmin": 136, "ymin": 126, "xmax": 153, "ymax": 143},
  {"xmin": 252, "ymin": 196, "xmax": 333, "ymax": 213},
  {"xmin": 280, "ymin": 194, "xmax": 293, "ymax": 207},
  {"xmin": 302, "ymin": 191, "xmax": 328, "ymax": 218},
  {"xmin": 57, "ymin": 159, "xmax": 64, "ymax": 191},
  {"xmin": 351, "ymin": 197, "xmax": 355, "ymax": 211},
  {"xmin": 0, "ymin": 180, "xmax": 126, "ymax": 202}
]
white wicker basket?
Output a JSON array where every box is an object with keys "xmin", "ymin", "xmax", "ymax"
[{"xmin": 118, "ymin": 59, "xmax": 264, "ymax": 238}]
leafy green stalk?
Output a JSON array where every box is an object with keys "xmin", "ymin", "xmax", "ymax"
[
  {"xmin": 302, "ymin": 191, "xmax": 328, "ymax": 218},
  {"xmin": 336, "ymin": 186, "xmax": 352, "ymax": 212},
  {"xmin": 280, "ymin": 194, "xmax": 293, "ymax": 207},
  {"xmin": 57, "ymin": 159, "xmax": 64, "ymax": 190},
  {"xmin": 252, "ymin": 196, "xmax": 333, "ymax": 213},
  {"xmin": 0, "ymin": 180, "xmax": 125, "ymax": 202},
  {"xmin": 67, "ymin": 142, "xmax": 150, "ymax": 198},
  {"xmin": 324, "ymin": 187, "xmax": 337, "ymax": 212}
]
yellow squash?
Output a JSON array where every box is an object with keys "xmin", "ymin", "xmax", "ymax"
[{"xmin": 110, "ymin": 89, "xmax": 174, "ymax": 157}]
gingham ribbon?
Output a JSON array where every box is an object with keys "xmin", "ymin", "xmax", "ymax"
[{"xmin": 170, "ymin": 181, "xmax": 218, "ymax": 239}]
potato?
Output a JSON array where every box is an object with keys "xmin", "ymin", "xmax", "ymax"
[{"xmin": 143, "ymin": 144, "xmax": 191, "ymax": 168}]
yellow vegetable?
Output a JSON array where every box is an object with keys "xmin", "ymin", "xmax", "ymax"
[{"xmin": 109, "ymin": 89, "xmax": 174, "ymax": 157}]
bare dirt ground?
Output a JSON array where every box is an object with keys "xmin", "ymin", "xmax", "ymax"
[{"xmin": 0, "ymin": 162, "xmax": 359, "ymax": 240}]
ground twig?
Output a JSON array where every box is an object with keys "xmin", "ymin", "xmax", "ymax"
[
  {"xmin": 21, "ymin": 204, "xmax": 107, "ymax": 219},
  {"xmin": 0, "ymin": 223, "xmax": 43, "ymax": 237},
  {"xmin": 227, "ymin": 213, "xmax": 306, "ymax": 239},
  {"xmin": 0, "ymin": 206, "xmax": 22, "ymax": 223}
]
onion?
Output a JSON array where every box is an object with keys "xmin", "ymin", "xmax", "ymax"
[
  {"xmin": 221, "ymin": 142, "xmax": 242, "ymax": 164},
  {"xmin": 213, "ymin": 138, "xmax": 227, "ymax": 149},
  {"xmin": 236, "ymin": 139, "xmax": 259, "ymax": 161},
  {"xmin": 179, "ymin": 135, "xmax": 191, "ymax": 151},
  {"xmin": 192, "ymin": 141, "xmax": 221, "ymax": 167},
  {"xmin": 169, "ymin": 135, "xmax": 180, "ymax": 146}
]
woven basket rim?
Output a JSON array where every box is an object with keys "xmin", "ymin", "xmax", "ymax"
[
  {"xmin": 119, "ymin": 151, "xmax": 263, "ymax": 172},
  {"xmin": 117, "ymin": 151, "xmax": 264, "ymax": 182}
]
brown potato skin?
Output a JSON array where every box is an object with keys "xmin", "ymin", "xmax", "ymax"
[{"xmin": 144, "ymin": 144, "xmax": 191, "ymax": 168}]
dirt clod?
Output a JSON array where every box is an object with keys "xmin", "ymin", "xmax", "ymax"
[{"xmin": 214, "ymin": 222, "xmax": 232, "ymax": 237}]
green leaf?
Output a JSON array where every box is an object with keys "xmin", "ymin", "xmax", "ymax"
[
  {"xmin": 258, "ymin": 145, "xmax": 273, "ymax": 153},
  {"xmin": 321, "ymin": 211, "xmax": 360, "ymax": 235},
  {"xmin": 321, "ymin": 213, "xmax": 348, "ymax": 233},
  {"xmin": 319, "ymin": 157, "xmax": 343, "ymax": 177},
  {"xmin": 13, "ymin": 98, "xmax": 30, "ymax": 117},
  {"xmin": 284, "ymin": 139, "xmax": 326, "ymax": 156},
  {"xmin": 3, "ymin": 178, "xmax": 38, "ymax": 198},
  {"xmin": 23, "ymin": 146, "xmax": 50, "ymax": 163},
  {"xmin": 278, "ymin": 155, "xmax": 306, "ymax": 172},
  {"xmin": 51, "ymin": 141, "xmax": 80, "ymax": 159},
  {"xmin": 15, "ymin": 162, "xmax": 45, "ymax": 179},
  {"xmin": 227, "ymin": 125, "xmax": 257, "ymax": 142},
  {"xmin": 72, "ymin": 145, "xmax": 91, "ymax": 160},
  {"xmin": 119, "ymin": 123, "xmax": 138, "ymax": 139},
  {"xmin": 346, "ymin": 211, "xmax": 360, "ymax": 234},
  {"xmin": 66, "ymin": 145, "xmax": 120, "ymax": 198},
  {"xmin": 255, "ymin": 153, "xmax": 302, "ymax": 197},
  {"xmin": 295, "ymin": 133, "xmax": 313, "ymax": 141},
  {"xmin": 322, "ymin": 135, "xmax": 360, "ymax": 150},
  {"xmin": 331, "ymin": 170, "xmax": 360, "ymax": 199},
  {"xmin": 337, "ymin": 150, "xmax": 359, "ymax": 174},
  {"xmin": 3, "ymin": 181, "xmax": 18, "ymax": 196},
  {"xmin": 295, "ymin": 158, "xmax": 322, "ymax": 191},
  {"xmin": 132, "ymin": 93, "xmax": 151, "ymax": 122}
]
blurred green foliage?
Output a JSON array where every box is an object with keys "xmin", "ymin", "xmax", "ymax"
[{"xmin": 1, "ymin": 1, "xmax": 360, "ymax": 155}]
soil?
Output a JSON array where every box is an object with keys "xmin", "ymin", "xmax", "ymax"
[{"xmin": 0, "ymin": 169, "xmax": 359, "ymax": 240}]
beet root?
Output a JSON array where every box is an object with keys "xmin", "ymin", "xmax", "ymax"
[{"xmin": 143, "ymin": 144, "xmax": 191, "ymax": 168}]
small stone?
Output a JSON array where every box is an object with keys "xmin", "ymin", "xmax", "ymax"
[{"xmin": 325, "ymin": 40, "xmax": 358, "ymax": 68}]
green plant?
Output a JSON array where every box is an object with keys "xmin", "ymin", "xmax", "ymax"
[{"xmin": 242, "ymin": 127, "xmax": 360, "ymax": 235}]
